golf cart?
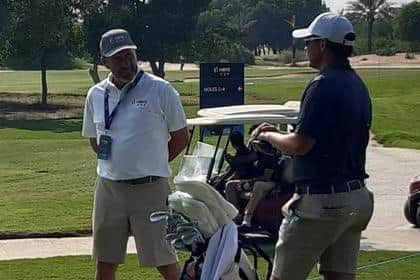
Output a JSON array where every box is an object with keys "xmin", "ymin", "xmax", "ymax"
[
  {"xmin": 404, "ymin": 174, "xmax": 420, "ymax": 227},
  {"xmin": 149, "ymin": 104, "xmax": 299, "ymax": 279},
  {"xmin": 176, "ymin": 105, "xmax": 299, "ymax": 236}
]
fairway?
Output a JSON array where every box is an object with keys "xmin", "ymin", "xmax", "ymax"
[
  {"xmin": 1, "ymin": 68, "xmax": 420, "ymax": 236},
  {"xmin": 0, "ymin": 251, "xmax": 419, "ymax": 280}
]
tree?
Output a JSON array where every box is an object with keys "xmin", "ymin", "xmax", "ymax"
[
  {"xmin": 346, "ymin": 0, "xmax": 395, "ymax": 52},
  {"xmin": 8, "ymin": 0, "xmax": 74, "ymax": 105},
  {"xmin": 397, "ymin": 1, "xmax": 420, "ymax": 52},
  {"xmin": 79, "ymin": 0, "xmax": 211, "ymax": 79},
  {"xmin": 0, "ymin": 1, "xmax": 9, "ymax": 66}
]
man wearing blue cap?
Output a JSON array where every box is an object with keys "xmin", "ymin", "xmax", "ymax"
[
  {"xmin": 252, "ymin": 13, "xmax": 374, "ymax": 280},
  {"xmin": 82, "ymin": 29, "xmax": 188, "ymax": 280}
]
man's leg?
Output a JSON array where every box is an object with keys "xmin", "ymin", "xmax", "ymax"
[
  {"xmin": 225, "ymin": 180, "xmax": 241, "ymax": 208},
  {"xmin": 96, "ymin": 262, "xmax": 118, "ymax": 280},
  {"xmin": 157, "ymin": 262, "xmax": 181, "ymax": 280},
  {"xmin": 92, "ymin": 178, "xmax": 129, "ymax": 280},
  {"xmin": 244, "ymin": 181, "xmax": 274, "ymax": 224}
]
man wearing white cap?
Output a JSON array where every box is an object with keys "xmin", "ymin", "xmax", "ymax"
[
  {"xmin": 82, "ymin": 29, "xmax": 188, "ymax": 280},
  {"xmin": 252, "ymin": 13, "xmax": 374, "ymax": 280}
]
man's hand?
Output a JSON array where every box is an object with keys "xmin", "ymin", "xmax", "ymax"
[
  {"xmin": 251, "ymin": 123, "xmax": 279, "ymax": 139},
  {"xmin": 89, "ymin": 138, "xmax": 98, "ymax": 154},
  {"xmin": 168, "ymin": 127, "xmax": 189, "ymax": 162}
]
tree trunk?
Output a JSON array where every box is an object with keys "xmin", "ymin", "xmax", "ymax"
[
  {"xmin": 40, "ymin": 55, "xmax": 48, "ymax": 105},
  {"xmin": 89, "ymin": 61, "xmax": 100, "ymax": 84},
  {"xmin": 158, "ymin": 60, "xmax": 165, "ymax": 78},
  {"xmin": 291, "ymin": 38, "xmax": 297, "ymax": 66},
  {"xmin": 149, "ymin": 60, "xmax": 165, "ymax": 78},
  {"xmin": 367, "ymin": 19, "xmax": 374, "ymax": 52}
]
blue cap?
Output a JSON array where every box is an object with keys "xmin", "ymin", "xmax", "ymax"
[{"xmin": 100, "ymin": 29, "xmax": 137, "ymax": 57}]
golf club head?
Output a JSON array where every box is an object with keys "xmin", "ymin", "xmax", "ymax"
[
  {"xmin": 149, "ymin": 211, "xmax": 170, "ymax": 223},
  {"xmin": 181, "ymin": 232, "xmax": 203, "ymax": 245},
  {"xmin": 177, "ymin": 225, "xmax": 200, "ymax": 235},
  {"xmin": 165, "ymin": 233, "xmax": 179, "ymax": 242},
  {"xmin": 171, "ymin": 238, "xmax": 188, "ymax": 251}
]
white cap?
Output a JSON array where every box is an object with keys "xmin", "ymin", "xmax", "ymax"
[{"xmin": 292, "ymin": 12, "xmax": 355, "ymax": 46}]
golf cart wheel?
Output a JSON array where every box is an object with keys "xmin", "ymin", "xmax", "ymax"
[
  {"xmin": 404, "ymin": 200, "xmax": 417, "ymax": 225},
  {"xmin": 416, "ymin": 205, "xmax": 420, "ymax": 227}
]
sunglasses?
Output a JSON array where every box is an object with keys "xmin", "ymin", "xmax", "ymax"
[{"xmin": 304, "ymin": 37, "xmax": 322, "ymax": 46}]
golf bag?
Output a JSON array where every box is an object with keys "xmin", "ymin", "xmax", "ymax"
[{"xmin": 151, "ymin": 178, "xmax": 272, "ymax": 280}]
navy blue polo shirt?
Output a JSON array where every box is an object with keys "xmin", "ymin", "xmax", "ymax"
[{"xmin": 292, "ymin": 67, "xmax": 372, "ymax": 187}]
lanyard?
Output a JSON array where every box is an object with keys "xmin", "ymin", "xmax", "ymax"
[{"xmin": 104, "ymin": 70, "xmax": 144, "ymax": 130}]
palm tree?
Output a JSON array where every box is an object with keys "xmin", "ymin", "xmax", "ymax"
[{"xmin": 346, "ymin": 0, "xmax": 395, "ymax": 52}]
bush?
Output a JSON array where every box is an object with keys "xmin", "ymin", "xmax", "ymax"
[
  {"xmin": 375, "ymin": 37, "xmax": 397, "ymax": 56},
  {"xmin": 6, "ymin": 51, "xmax": 88, "ymax": 70},
  {"xmin": 279, "ymin": 49, "xmax": 307, "ymax": 64},
  {"xmin": 191, "ymin": 33, "xmax": 255, "ymax": 64}
]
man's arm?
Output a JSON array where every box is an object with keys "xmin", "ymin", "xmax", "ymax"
[
  {"xmin": 258, "ymin": 131, "xmax": 315, "ymax": 156},
  {"xmin": 168, "ymin": 127, "xmax": 189, "ymax": 162},
  {"xmin": 89, "ymin": 138, "xmax": 98, "ymax": 154}
]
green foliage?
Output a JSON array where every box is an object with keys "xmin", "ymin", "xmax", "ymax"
[
  {"xmin": 194, "ymin": 0, "xmax": 327, "ymax": 61},
  {"xmin": 7, "ymin": 0, "xmax": 74, "ymax": 66},
  {"xmin": 346, "ymin": 0, "xmax": 396, "ymax": 52},
  {"xmin": 397, "ymin": 1, "xmax": 420, "ymax": 51},
  {"xmin": 78, "ymin": 0, "xmax": 211, "ymax": 76},
  {"xmin": 191, "ymin": 32, "xmax": 255, "ymax": 64},
  {"xmin": 374, "ymin": 37, "xmax": 397, "ymax": 56},
  {"xmin": 0, "ymin": 1, "xmax": 10, "ymax": 66}
]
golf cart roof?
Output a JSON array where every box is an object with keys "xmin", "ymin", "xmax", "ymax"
[
  {"xmin": 197, "ymin": 104, "xmax": 299, "ymax": 117},
  {"xmin": 187, "ymin": 113, "xmax": 297, "ymax": 126}
]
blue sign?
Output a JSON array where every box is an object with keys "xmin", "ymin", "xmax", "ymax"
[
  {"xmin": 200, "ymin": 63, "xmax": 244, "ymax": 109},
  {"xmin": 200, "ymin": 63, "xmax": 244, "ymax": 136}
]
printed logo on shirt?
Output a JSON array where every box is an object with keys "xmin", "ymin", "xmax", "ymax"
[{"xmin": 132, "ymin": 99, "xmax": 148, "ymax": 109}]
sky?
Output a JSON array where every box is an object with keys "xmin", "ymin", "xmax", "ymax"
[{"xmin": 323, "ymin": 0, "xmax": 416, "ymax": 13}]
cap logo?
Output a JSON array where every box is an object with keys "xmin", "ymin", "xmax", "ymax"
[{"xmin": 109, "ymin": 34, "xmax": 129, "ymax": 44}]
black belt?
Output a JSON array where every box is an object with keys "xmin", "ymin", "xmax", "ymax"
[
  {"xmin": 116, "ymin": 176, "xmax": 161, "ymax": 185},
  {"xmin": 295, "ymin": 180, "xmax": 365, "ymax": 195}
]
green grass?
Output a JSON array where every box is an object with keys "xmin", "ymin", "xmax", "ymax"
[
  {"xmin": 0, "ymin": 68, "xmax": 313, "ymax": 95},
  {"xmin": 0, "ymin": 119, "xmax": 95, "ymax": 236},
  {"xmin": 0, "ymin": 251, "xmax": 419, "ymax": 280},
  {"xmin": 1, "ymin": 68, "xmax": 420, "ymax": 235}
]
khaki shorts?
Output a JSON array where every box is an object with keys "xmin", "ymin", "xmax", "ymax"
[
  {"xmin": 92, "ymin": 176, "xmax": 178, "ymax": 267},
  {"xmin": 272, "ymin": 186, "xmax": 374, "ymax": 279}
]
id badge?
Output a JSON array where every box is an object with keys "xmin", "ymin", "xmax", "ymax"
[{"xmin": 98, "ymin": 134, "xmax": 112, "ymax": 160}]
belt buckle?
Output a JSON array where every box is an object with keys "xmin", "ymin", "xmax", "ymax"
[{"xmin": 346, "ymin": 180, "xmax": 360, "ymax": 191}]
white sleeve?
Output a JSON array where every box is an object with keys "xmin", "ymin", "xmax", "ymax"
[
  {"xmin": 82, "ymin": 92, "xmax": 97, "ymax": 138},
  {"xmin": 162, "ymin": 83, "xmax": 187, "ymax": 132}
]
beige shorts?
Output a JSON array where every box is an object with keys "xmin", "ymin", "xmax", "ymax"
[
  {"xmin": 92, "ymin": 176, "xmax": 178, "ymax": 267},
  {"xmin": 272, "ymin": 186, "xmax": 374, "ymax": 279}
]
